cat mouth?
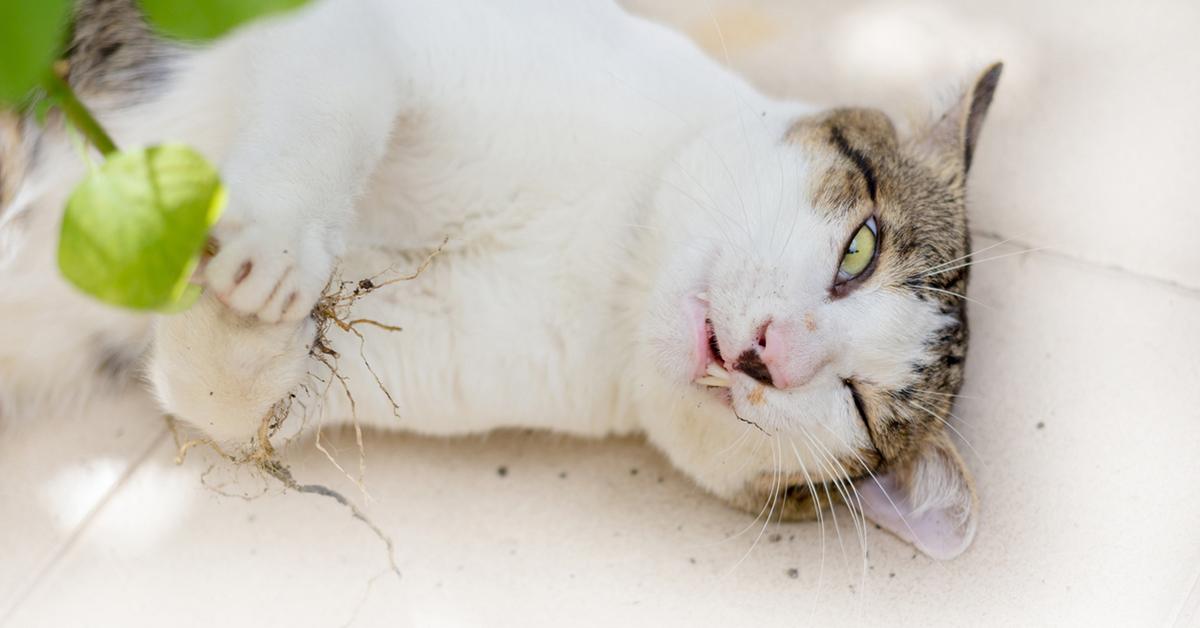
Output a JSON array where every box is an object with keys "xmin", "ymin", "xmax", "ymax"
[
  {"xmin": 694, "ymin": 320, "xmax": 732, "ymax": 388},
  {"xmin": 687, "ymin": 293, "xmax": 733, "ymax": 395}
]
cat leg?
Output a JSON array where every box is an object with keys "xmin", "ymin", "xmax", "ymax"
[
  {"xmin": 149, "ymin": 1, "xmax": 403, "ymax": 441},
  {"xmin": 148, "ymin": 294, "xmax": 314, "ymax": 444},
  {"xmin": 201, "ymin": 0, "xmax": 401, "ymax": 324}
]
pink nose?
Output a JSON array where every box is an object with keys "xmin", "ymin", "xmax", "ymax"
[{"xmin": 735, "ymin": 320, "xmax": 826, "ymax": 390}]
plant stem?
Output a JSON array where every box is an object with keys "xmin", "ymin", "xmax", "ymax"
[{"xmin": 44, "ymin": 61, "xmax": 118, "ymax": 156}]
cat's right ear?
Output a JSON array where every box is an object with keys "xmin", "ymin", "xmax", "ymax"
[
  {"xmin": 0, "ymin": 110, "xmax": 27, "ymax": 211},
  {"xmin": 855, "ymin": 431, "xmax": 979, "ymax": 560},
  {"xmin": 910, "ymin": 61, "xmax": 1003, "ymax": 179}
]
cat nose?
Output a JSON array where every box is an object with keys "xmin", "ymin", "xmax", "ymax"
[
  {"xmin": 734, "ymin": 320, "xmax": 826, "ymax": 390},
  {"xmin": 730, "ymin": 322, "xmax": 778, "ymax": 388},
  {"xmin": 732, "ymin": 348, "xmax": 774, "ymax": 387}
]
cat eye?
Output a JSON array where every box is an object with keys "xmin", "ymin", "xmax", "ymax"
[{"xmin": 836, "ymin": 216, "xmax": 878, "ymax": 285}]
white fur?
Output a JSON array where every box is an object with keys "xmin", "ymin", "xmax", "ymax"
[{"xmin": 0, "ymin": 0, "xmax": 967, "ymax": 555}]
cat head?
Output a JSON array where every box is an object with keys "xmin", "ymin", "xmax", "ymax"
[{"xmin": 640, "ymin": 63, "xmax": 1001, "ymax": 559}]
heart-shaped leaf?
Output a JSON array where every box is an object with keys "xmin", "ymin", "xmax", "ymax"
[
  {"xmin": 0, "ymin": 0, "xmax": 72, "ymax": 105},
  {"xmin": 58, "ymin": 144, "xmax": 225, "ymax": 311},
  {"xmin": 138, "ymin": 0, "xmax": 311, "ymax": 41}
]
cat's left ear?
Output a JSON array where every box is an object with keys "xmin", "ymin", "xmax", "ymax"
[
  {"xmin": 855, "ymin": 431, "xmax": 978, "ymax": 560},
  {"xmin": 910, "ymin": 61, "xmax": 1003, "ymax": 177}
]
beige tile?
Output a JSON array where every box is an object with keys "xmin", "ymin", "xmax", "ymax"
[
  {"xmin": 0, "ymin": 392, "xmax": 166, "ymax": 621},
  {"xmin": 7, "ymin": 3, "xmax": 1200, "ymax": 625},
  {"xmin": 8, "ymin": 241, "xmax": 1200, "ymax": 626},
  {"xmin": 625, "ymin": 0, "xmax": 1200, "ymax": 289}
]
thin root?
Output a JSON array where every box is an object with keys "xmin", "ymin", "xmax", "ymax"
[
  {"xmin": 161, "ymin": 239, "xmax": 447, "ymax": 585},
  {"xmin": 167, "ymin": 413, "xmax": 401, "ymax": 579}
]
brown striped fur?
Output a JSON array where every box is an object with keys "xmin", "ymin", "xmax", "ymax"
[
  {"xmin": 64, "ymin": 0, "xmax": 176, "ymax": 99},
  {"xmin": 0, "ymin": 0, "xmax": 171, "ymax": 211},
  {"xmin": 754, "ymin": 63, "xmax": 1003, "ymax": 520}
]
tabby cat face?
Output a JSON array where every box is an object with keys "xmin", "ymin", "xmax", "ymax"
[{"xmin": 643, "ymin": 64, "xmax": 1002, "ymax": 558}]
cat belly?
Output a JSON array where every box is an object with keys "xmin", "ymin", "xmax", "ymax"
[
  {"xmin": 323, "ymin": 4, "xmax": 739, "ymax": 437},
  {"xmin": 321, "ymin": 235, "xmax": 642, "ymax": 438}
]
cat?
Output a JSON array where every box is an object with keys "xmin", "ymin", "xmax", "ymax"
[{"xmin": 0, "ymin": 0, "xmax": 1001, "ymax": 560}]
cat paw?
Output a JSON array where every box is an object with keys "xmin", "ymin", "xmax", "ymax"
[
  {"xmin": 149, "ymin": 294, "xmax": 316, "ymax": 445},
  {"xmin": 204, "ymin": 222, "xmax": 335, "ymax": 324}
]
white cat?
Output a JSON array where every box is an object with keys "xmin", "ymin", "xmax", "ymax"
[{"xmin": 0, "ymin": 0, "xmax": 1001, "ymax": 560}]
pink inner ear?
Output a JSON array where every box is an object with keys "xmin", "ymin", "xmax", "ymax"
[{"xmin": 856, "ymin": 474, "xmax": 974, "ymax": 561}]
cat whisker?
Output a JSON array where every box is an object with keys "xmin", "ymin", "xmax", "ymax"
[
  {"xmin": 727, "ymin": 435, "xmax": 784, "ymax": 575},
  {"xmin": 706, "ymin": 3, "xmax": 756, "ymax": 240},
  {"xmin": 903, "ymin": 398, "xmax": 989, "ymax": 473},
  {"xmin": 729, "ymin": 425, "xmax": 767, "ymax": 478},
  {"xmin": 584, "ymin": 129, "xmax": 752, "ymax": 253},
  {"xmin": 599, "ymin": 156, "xmax": 747, "ymax": 252},
  {"xmin": 913, "ymin": 284, "xmax": 994, "ymax": 309},
  {"xmin": 714, "ymin": 422, "xmax": 752, "ymax": 458},
  {"xmin": 905, "ymin": 392, "xmax": 980, "ymax": 422},
  {"xmin": 917, "ymin": 238, "xmax": 1011, "ymax": 276},
  {"xmin": 907, "ymin": 388, "xmax": 980, "ymax": 401},
  {"xmin": 827, "ymin": 436, "xmax": 950, "ymax": 577},
  {"xmin": 595, "ymin": 66, "xmax": 758, "ymax": 250},
  {"xmin": 919, "ymin": 246, "xmax": 1048, "ymax": 278},
  {"xmin": 718, "ymin": 434, "xmax": 775, "ymax": 544},
  {"xmin": 799, "ymin": 427, "xmax": 869, "ymax": 594},
  {"xmin": 769, "ymin": 104, "xmax": 788, "ymax": 264},
  {"xmin": 797, "ymin": 431, "xmax": 850, "ymax": 573},
  {"xmin": 787, "ymin": 439, "xmax": 826, "ymax": 620},
  {"xmin": 700, "ymin": 432, "xmax": 772, "ymax": 549}
]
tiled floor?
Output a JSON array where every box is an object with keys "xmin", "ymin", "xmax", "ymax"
[{"xmin": 3, "ymin": 1, "xmax": 1198, "ymax": 626}]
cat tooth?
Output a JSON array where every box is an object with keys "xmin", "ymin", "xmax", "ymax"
[
  {"xmin": 706, "ymin": 362, "xmax": 730, "ymax": 379},
  {"xmin": 696, "ymin": 375, "xmax": 731, "ymax": 388}
]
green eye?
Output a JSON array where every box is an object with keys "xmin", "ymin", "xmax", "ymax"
[{"xmin": 838, "ymin": 217, "xmax": 878, "ymax": 282}]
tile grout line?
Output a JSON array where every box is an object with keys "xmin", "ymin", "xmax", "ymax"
[
  {"xmin": 971, "ymin": 229, "xmax": 1200, "ymax": 298},
  {"xmin": 1171, "ymin": 561, "xmax": 1200, "ymax": 628},
  {"xmin": 0, "ymin": 425, "xmax": 171, "ymax": 627}
]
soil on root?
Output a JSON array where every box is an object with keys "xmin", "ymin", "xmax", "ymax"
[{"xmin": 168, "ymin": 238, "xmax": 448, "ymax": 579}]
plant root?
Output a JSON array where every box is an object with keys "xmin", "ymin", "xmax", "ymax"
[
  {"xmin": 164, "ymin": 239, "xmax": 449, "ymax": 582},
  {"xmin": 165, "ymin": 241, "xmax": 451, "ymax": 585},
  {"xmin": 167, "ymin": 411, "xmax": 401, "ymax": 578}
]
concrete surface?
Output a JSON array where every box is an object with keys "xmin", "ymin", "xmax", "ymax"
[{"xmin": 2, "ymin": 1, "xmax": 1198, "ymax": 626}]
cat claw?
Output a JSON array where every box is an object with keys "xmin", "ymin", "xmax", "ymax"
[{"xmin": 203, "ymin": 224, "xmax": 334, "ymax": 324}]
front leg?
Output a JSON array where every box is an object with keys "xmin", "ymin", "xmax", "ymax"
[
  {"xmin": 200, "ymin": 0, "xmax": 400, "ymax": 323},
  {"xmin": 150, "ymin": 0, "xmax": 400, "ymax": 438}
]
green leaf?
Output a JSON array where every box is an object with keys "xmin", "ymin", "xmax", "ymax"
[
  {"xmin": 58, "ymin": 145, "xmax": 225, "ymax": 311},
  {"xmin": 138, "ymin": 0, "xmax": 311, "ymax": 41},
  {"xmin": 0, "ymin": 0, "xmax": 72, "ymax": 105},
  {"xmin": 31, "ymin": 90, "xmax": 60, "ymax": 126}
]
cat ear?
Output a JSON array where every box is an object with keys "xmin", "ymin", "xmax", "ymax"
[
  {"xmin": 855, "ymin": 431, "xmax": 978, "ymax": 560},
  {"xmin": 911, "ymin": 61, "xmax": 1003, "ymax": 176}
]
